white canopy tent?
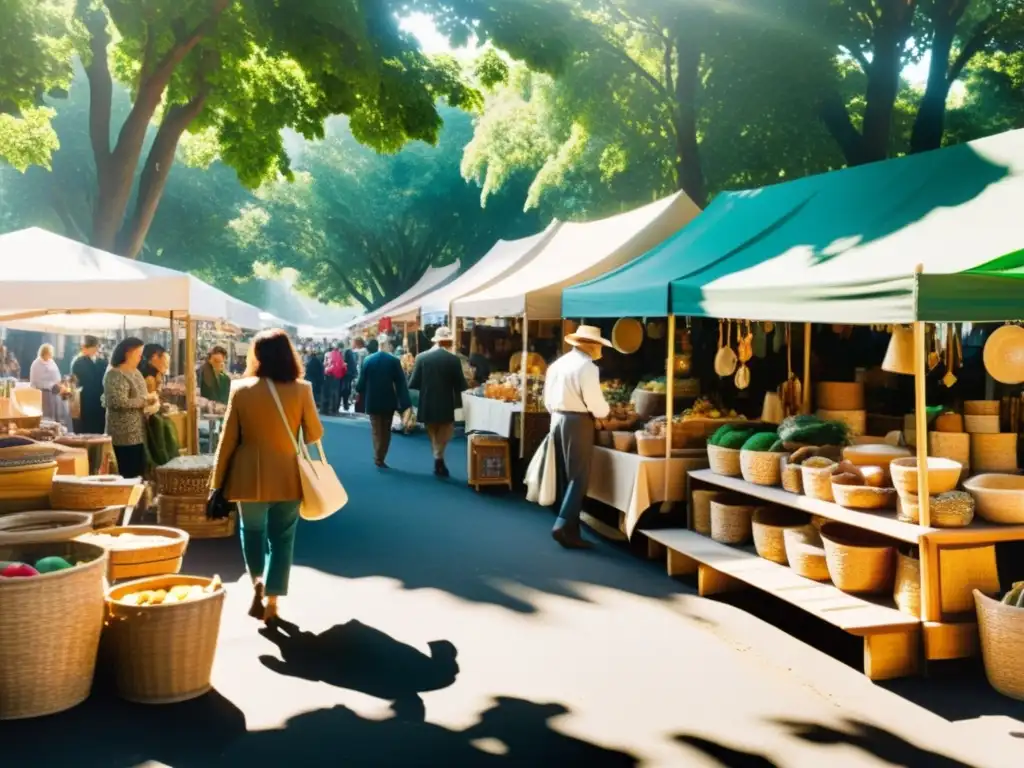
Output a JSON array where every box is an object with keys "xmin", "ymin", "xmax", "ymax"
[
  {"xmin": 348, "ymin": 261, "xmax": 461, "ymax": 333},
  {"xmin": 396, "ymin": 222, "xmax": 563, "ymax": 327},
  {"xmin": 0, "ymin": 228, "xmax": 262, "ymax": 331},
  {"xmin": 452, "ymin": 192, "xmax": 701, "ymax": 321}
]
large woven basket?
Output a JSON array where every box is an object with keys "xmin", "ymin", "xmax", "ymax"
[
  {"xmin": 894, "ymin": 550, "xmax": 921, "ymax": 617},
  {"xmin": 965, "ymin": 415, "xmax": 1000, "ymax": 434},
  {"xmin": 819, "ymin": 522, "xmax": 896, "ymax": 595},
  {"xmin": 0, "ymin": 461, "xmax": 58, "ymax": 513},
  {"xmin": 896, "ymin": 491, "xmax": 974, "ymax": 527},
  {"xmin": 709, "ymin": 497, "xmax": 757, "ymax": 545},
  {"xmin": 740, "ymin": 450, "xmax": 786, "ymax": 486},
  {"xmin": 970, "ymin": 433, "xmax": 1018, "ymax": 473},
  {"xmin": 816, "ymin": 382, "xmax": 865, "ymax": 411},
  {"xmin": 975, "ymin": 590, "xmax": 1024, "ymax": 701},
  {"xmin": 89, "ymin": 505, "xmax": 124, "ymax": 530},
  {"xmin": 963, "ymin": 474, "xmax": 1024, "ymax": 524},
  {"xmin": 928, "ymin": 432, "xmax": 970, "ymax": 470},
  {"xmin": 50, "ymin": 475, "xmax": 139, "ymax": 511},
  {"xmin": 707, "ymin": 445, "xmax": 741, "ymax": 477},
  {"xmin": 783, "ymin": 526, "xmax": 830, "ymax": 582},
  {"xmin": 752, "ymin": 507, "xmax": 808, "ymax": 564},
  {"xmin": 691, "ymin": 490, "xmax": 721, "ymax": 536},
  {"xmin": 965, "ymin": 400, "xmax": 1000, "ymax": 416},
  {"xmin": 0, "ymin": 540, "xmax": 108, "ymax": 719},
  {"xmin": 104, "ymin": 575, "xmax": 225, "ymax": 704},
  {"xmin": 157, "ymin": 495, "xmax": 235, "ymax": 539},
  {"xmin": 800, "ymin": 459, "xmax": 837, "ymax": 502},
  {"xmin": 0, "ymin": 510, "xmax": 93, "ymax": 544},
  {"xmin": 80, "ymin": 525, "xmax": 189, "ymax": 582},
  {"xmin": 155, "ymin": 455, "xmax": 216, "ymax": 497}
]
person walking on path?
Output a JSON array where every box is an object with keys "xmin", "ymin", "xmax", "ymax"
[
  {"xmin": 341, "ymin": 343, "xmax": 358, "ymax": 412},
  {"xmin": 304, "ymin": 348, "xmax": 325, "ymax": 412},
  {"xmin": 71, "ymin": 335, "xmax": 107, "ymax": 434},
  {"xmin": 355, "ymin": 338, "xmax": 411, "ymax": 469},
  {"xmin": 323, "ymin": 344, "xmax": 346, "ymax": 415},
  {"xmin": 543, "ymin": 325, "xmax": 611, "ymax": 550},
  {"xmin": 211, "ymin": 329, "xmax": 325, "ymax": 623},
  {"xmin": 408, "ymin": 327, "xmax": 468, "ymax": 478},
  {"xmin": 102, "ymin": 337, "xmax": 156, "ymax": 479}
]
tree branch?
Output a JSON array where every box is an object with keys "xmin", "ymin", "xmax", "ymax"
[
  {"xmin": 818, "ymin": 89, "xmax": 866, "ymax": 165},
  {"xmin": 326, "ymin": 260, "xmax": 374, "ymax": 309},
  {"xmin": 948, "ymin": 14, "xmax": 996, "ymax": 83},
  {"xmin": 79, "ymin": 5, "xmax": 113, "ymax": 167}
]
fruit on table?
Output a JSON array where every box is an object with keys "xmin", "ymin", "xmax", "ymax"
[
  {"xmin": 1, "ymin": 563, "xmax": 40, "ymax": 578},
  {"xmin": 35, "ymin": 556, "xmax": 73, "ymax": 573},
  {"xmin": 117, "ymin": 575, "xmax": 222, "ymax": 606}
]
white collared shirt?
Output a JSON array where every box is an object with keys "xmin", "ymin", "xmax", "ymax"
[{"xmin": 543, "ymin": 348, "xmax": 610, "ymax": 419}]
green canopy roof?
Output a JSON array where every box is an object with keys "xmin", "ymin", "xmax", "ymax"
[{"xmin": 565, "ymin": 128, "xmax": 1024, "ymax": 324}]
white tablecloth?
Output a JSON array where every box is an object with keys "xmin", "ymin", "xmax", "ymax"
[{"xmin": 461, "ymin": 393, "xmax": 521, "ymax": 437}]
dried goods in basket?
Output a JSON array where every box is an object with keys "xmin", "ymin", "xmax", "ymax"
[
  {"xmin": 830, "ymin": 473, "xmax": 897, "ymax": 510},
  {"xmin": 896, "ymin": 491, "xmax": 974, "ymax": 527},
  {"xmin": 50, "ymin": 474, "xmax": 139, "ymax": 511},
  {"xmin": 963, "ymin": 475, "xmax": 1024, "ymax": 524},
  {"xmin": 0, "ymin": 540, "xmax": 107, "ymax": 719}
]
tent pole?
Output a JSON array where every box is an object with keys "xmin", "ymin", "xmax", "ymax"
[
  {"xmin": 802, "ymin": 322, "xmax": 812, "ymax": 414},
  {"xmin": 912, "ymin": 318, "xmax": 935, "ymax": 624},
  {"xmin": 185, "ymin": 318, "xmax": 198, "ymax": 455},
  {"xmin": 520, "ymin": 314, "xmax": 529, "ymax": 459},
  {"xmin": 664, "ymin": 315, "xmax": 677, "ymax": 511}
]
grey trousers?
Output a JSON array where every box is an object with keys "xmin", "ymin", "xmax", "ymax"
[{"xmin": 549, "ymin": 412, "xmax": 594, "ymax": 532}]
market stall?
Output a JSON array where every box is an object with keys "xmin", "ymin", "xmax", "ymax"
[
  {"xmin": 454, "ymin": 191, "xmax": 701, "ymax": 458},
  {"xmin": 574, "ymin": 128, "xmax": 1024, "ymax": 684},
  {"xmin": 347, "ymin": 261, "xmax": 461, "ymax": 338}
]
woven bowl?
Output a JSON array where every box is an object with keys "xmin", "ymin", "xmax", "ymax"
[
  {"xmin": 0, "ymin": 510, "xmax": 93, "ymax": 544},
  {"xmin": 707, "ymin": 445, "xmax": 741, "ymax": 477},
  {"xmin": 830, "ymin": 480, "xmax": 897, "ymax": 510},
  {"xmin": 896, "ymin": 491, "xmax": 975, "ymax": 527},
  {"xmin": 889, "ymin": 456, "xmax": 962, "ymax": 497},
  {"xmin": 819, "ymin": 522, "xmax": 897, "ymax": 594},
  {"xmin": 801, "ymin": 458, "xmax": 837, "ymax": 502},
  {"xmin": 752, "ymin": 507, "xmax": 808, "ymax": 564},
  {"xmin": 709, "ymin": 497, "xmax": 757, "ymax": 544},
  {"xmin": 975, "ymin": 590, "xmax": 1024, "ymax": 701},
  {"xmin": 740, "ymin": 450, "xmax": 786, "ymax": 487},
  {"xmin": 963, "ymin": 474, "xmax": 1024, "ymax": 524},
  {"xmin": 783, "ymin": 525, "xmax": 831, "ymax": 581}
]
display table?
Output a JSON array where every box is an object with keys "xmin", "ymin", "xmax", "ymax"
[
  {"xmin": 461, "ymin": 393, "xmax": 519, "ymax": 437},
  {"xmin": 587, "ymin": 447, "xmax": 709, "ymax": 537}
]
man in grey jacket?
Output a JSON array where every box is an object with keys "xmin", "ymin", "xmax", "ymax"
[{"xmin": 408, "ymin": 327, "xmax": 468, "ymax": 477}]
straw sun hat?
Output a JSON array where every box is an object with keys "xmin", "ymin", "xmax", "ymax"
[
  {"xmin": 984, "ymin": 324, "xmax": 1024, "ymax": 384},
  {"xmin": 565, "ymin": 325, "xmax": 612, "ymax": 348}
]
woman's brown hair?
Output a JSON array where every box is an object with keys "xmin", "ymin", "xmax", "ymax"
[{"xmin": 244, "ymin": 329, "xmax": 304, "ymax": 382}]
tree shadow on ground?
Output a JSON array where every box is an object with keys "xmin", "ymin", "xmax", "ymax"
[
  {"xmin": 676, "ymin": 717, "xmax": 977, "ymax": 767},
  {"xmin": 257, "ymin": 617, "xmax": 459, "ymax": 722},
  {"xmin": 286, "ymin": 421, "xmax": 692, "ymax": 616}
]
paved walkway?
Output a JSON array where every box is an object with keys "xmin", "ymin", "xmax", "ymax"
[{"xmin": 10, "ymin": 419, "xmax": 1024, "ymax": 766}]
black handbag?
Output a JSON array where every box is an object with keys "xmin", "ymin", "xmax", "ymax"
[{"xmin": 206, "ymin": 486, "xmax": 236, "ymax": 520}]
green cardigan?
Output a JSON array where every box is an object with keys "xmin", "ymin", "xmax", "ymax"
[{"xmin": 199, "ymin": 362, "xmax": 231, "ymax": 405}]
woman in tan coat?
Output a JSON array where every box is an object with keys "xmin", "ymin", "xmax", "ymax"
[{"xmin": 212, "ymin": 329, "xmax": 324, "ymax": 622}]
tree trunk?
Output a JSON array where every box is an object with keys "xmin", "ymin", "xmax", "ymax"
[
  {"xmin": 860, "ymin": 4, "xmax": 912, "ymax": 164},
  {"xmin": 673, "ymin": 26, "xmax": 707, "ymax": 208}
]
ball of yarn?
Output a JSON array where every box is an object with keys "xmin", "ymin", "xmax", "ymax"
[
  {"xmin": 1, "ymin": 562, "xmax": 40, "ymax": 578},
  {"xmin": 35, "ymin": 556, "xmax": 73, "ymax": 574}
]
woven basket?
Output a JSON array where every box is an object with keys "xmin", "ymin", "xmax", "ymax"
[
  {"xmin": 0, "ymin": 461, "xmax": 58, "ymax": 513},
  {"xmin": 0, "ymin": 540, "xmax": 107, "ymax": 719},
  {"xmin": 710, "ymin": 497, "xmax": 757, "ymax": 544},
  {"xmin": 157, "ymin": 495, "xmax": 235, "ymax": 539},
  {"xmin": 89, "ymin": 505, "xmax": 124, "ymax": 530},
  {"xmin": 963, "ymin": 474, "xmax": 1024, "ymax": 524},
  {"xmin": 819, "ymin": 522, "xmax": 896, "ymax": 595},
  {"xmin": 894, "ymin": 550, "xmax": 921, "ymax": 617},
  {"xmin": 783, "ymin": 526, "xmax": 830, "ymax": 581},
  {"xmin": 965, "ymin": 415, "xmax": 1000, "ymax": 434},
  {"xmin": 81, "ymin": 525, "xmax": 189, "ymax": 582},
  {"xmin": 830, "ymin": 480, "xmax": 897, "ymax": 510},
  {"xmin": 800, "ymin": 459, "xmax": 837, "ymax": 502},
  {"xmin": 890, "ymin": 457, "xmax": 962, "ymax": 497},
  {"xmin": 816, "ymin": 382, "xmax": 864, "ymax": 411},
  {"xmin": 707, "ymin": 445, "xmax": 741, "ymax": 477},
  {"xmin": 0, "ymin": 510, "xmax": 93, "ymax": 544},
  {"xmin": 752, "ymin": 507, "xmax": 808, "ymax": 564},
  {"xmin": 780, "ymin": 457, "xmax": 803, "ymax": 494},
  {"xmin": 691, "ymin": 490, "xmax": 721, "ymax": 536},
  {"xmin": 929, "ymin": 432, "xmax": 970, "ymax": 470},
  {"xmin": 975, "ymin": 590, "xmax": 1024, "ymax": 701},
  {"xmin": 50, "ymin": 475, "xmax": 139, "ymax": 511},
  {"xmin": 635, "ymin": 432, "xmax": 665, "ymax": 457},
  {"xmin": 740, "ymin": 450, "xmax": 786, "ymax": 486},
  {"xmin": 965, "ymin": 400, "xmax": 1000, "ymax": 416},
  {"xmin": 612, "ymin": 431, "xmax": 636, "ymax": 453},
  {"xmin": 816, "ymin": 408, "xmax": 866, "ymax": 436},
  {"xmin": 896, "ymin": 491, "xmax": 974, "ymax": 527},
  {"xmin": 104, "ymin": 575, "xmax": 225, "ymax": 704},
  {"xmin": 970, "ymin": 433, "xmax": 1018, "ymax": 473},
  {"xmin": 155, "ymin": 455, "xmax": 216, "ymax": 497}
]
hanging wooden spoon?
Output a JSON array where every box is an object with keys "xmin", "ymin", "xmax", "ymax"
[
  {"xmin": 942, "ymin": 323, "xmax": 958, "ymax": 387},
  {"xmin": 927, "ymin": 324, "xmax": 941, "ymax": 372}
]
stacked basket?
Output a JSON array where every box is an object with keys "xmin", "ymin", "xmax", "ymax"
[
  {"xmin": 49, "ymin": 475, "xmax": 140, "ymax": 529},
  {"xmin": 156, "ymin": 456, "xmax": 233, "ymax": 539}
]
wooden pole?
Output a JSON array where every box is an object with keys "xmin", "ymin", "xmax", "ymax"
[
  {"xmin": 520, "ymin": 314, "xmax": 529, "ymax": 459},
  {"xmin": 802, "ymin": 322, "xmax": 812, "ymax": 414},
  {"xmin": 913, "ymin": 321, "xmax": 931, "ymax": 526},
  {"xmin": 664, "ymin": 315, "xmax": 677, "ymax": 506},
  {"xmin": 185, "ymin": 318, "xmax": 198, "ymax": 455}
]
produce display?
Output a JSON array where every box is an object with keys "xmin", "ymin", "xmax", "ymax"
[
  {"xmin": 638, "ymin": 378, "xmax": 668, "ymax": 394},
  {"xmin": 776, "ymin": 415, "xmax": 851, "ymax": 447},
  {"xmin": 480, "ymin": 373, "xmax": 545, "ymax": 412},
  {"xmin": 742, "ymin": 432, "xmax": 784, "ymax": 452},
  {"xmin": 116, "ymin": 575, "xmax": 222, "ymax": 605},
  {"xmin": 602, "ymin": 379, "xmax": 632, "ymax": 405},
  {"xmin": 708, "ymin": 423, "xmax": 773, "ymax": 449},
  {"xmin": 681, "ymin": 397, "xmax": 742, "ymax": 421}
]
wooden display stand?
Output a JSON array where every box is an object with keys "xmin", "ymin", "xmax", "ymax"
[{"xmin": 467, "ymin": 434, "xmax": 513, "ymax": 492}]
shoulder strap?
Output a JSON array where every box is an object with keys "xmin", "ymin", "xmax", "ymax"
[{"xmin": 266, "ymin": 380, "xmax": 303, "ymax": 456}]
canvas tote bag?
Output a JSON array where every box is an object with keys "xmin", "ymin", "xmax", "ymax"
[{"xmin": 267, "ymin": 380, "xmax": 348, "ymax": 520}]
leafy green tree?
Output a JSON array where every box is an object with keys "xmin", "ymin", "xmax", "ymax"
[{"xmin": 233, "ymin": 107, "xmax": 542, "ymax": 310}]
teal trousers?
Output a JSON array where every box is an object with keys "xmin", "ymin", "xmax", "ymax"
[{"xmin": 239, "ymin": 500, "xmax": 300, "ymax": 597}]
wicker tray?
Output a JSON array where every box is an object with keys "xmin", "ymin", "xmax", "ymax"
[
  {"xmin": 157, "ymin": 495, "xmax": 235, "ymax": 539},
  {"xmin": 0, "ymin": 540, "xmax": 108, "ymax": 719},
  {"xmin": 0, "ymin": 511, "xmax": 93, "ymax": 544},
  {"xmin": 80, "ymin": 525, "xmax": 189, "ymax": 581},
  {"xmin": 155, "ymin": 455, "xmax": 216, "ymax": 497},
  {"xmin": 103, "ymin": 575, "xmax": 226, "ymax": 704},
  {"xmin": 50, "ymin": 475, "xmax": 139, "ymax": 511}
]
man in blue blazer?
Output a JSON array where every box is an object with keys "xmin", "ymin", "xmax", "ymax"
[{"xmin": 355, "ymin": 339, "xmax": 412, "ymax": 468}]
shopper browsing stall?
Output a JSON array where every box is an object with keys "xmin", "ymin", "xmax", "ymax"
[
  {"xmin": 30, "ymin": 343, "xmax": 72, "ymax": 429},
  {"xmin": 102, "ymin": 337, "xmax": 156, "ymax": 479},
  {"xmin": 543, "ymin": 325, "xmax": 612, "ymax": 550},
  {"xmin": 70, "ymin": 336, "xmax": 106, "ymax": 434},
  {"xmin": 199, "ymin": 345, "xmax": 231, "ymax": 405}
]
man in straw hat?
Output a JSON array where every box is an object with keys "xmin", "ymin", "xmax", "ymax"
[
  {"xmin": 543, "ymin": 325, "xmax": 611, "ymax": 549},
  {"xmin": 409, "ymin": 326, "xmax": 469, "ymax": 477}
]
